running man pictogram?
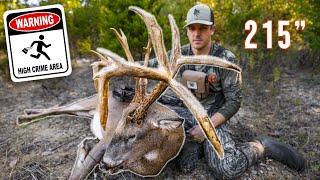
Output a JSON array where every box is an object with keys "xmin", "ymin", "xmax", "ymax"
[{"xmin": 30, "ymin": 35, "xmax": 51, "ymax": 60}]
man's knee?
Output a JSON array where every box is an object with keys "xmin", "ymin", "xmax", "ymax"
[
  {"xmin": 204, "ymin": 140, "xmax": 248, "ymax": 179},
  {"xmin": 206, "ymin": 154, "xmax": 248, "ymax": 179}
]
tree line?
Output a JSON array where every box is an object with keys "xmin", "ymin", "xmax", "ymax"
[{"xmin": 1, "ymin": 0, "xmax": 319, "ymax": 78}]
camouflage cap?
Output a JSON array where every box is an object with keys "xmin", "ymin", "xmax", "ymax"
[{"xmin": 185, "ymin": 4, "xmax": 214, "ymax": 28}]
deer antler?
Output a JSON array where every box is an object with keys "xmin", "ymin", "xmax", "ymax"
[
  {"xmin": 135, "ymin": 38, "xmax": 152, "ymax": 103},
  {"xmin": 69, "ymin": 6, "xmax": 243, "ymax": 179},
  {"xmin": 91, "ymin": 6, "xmax": 242, "ymax": 158}
]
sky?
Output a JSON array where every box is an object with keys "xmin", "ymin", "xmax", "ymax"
[{"xmin": 19, "ymin": 0, "xmax": 41, "ymax": 6}]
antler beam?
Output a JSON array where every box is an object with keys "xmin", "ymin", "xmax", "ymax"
[{"xmin": 129, "ymin": 6, "xmax": 171, "ymax": 75}]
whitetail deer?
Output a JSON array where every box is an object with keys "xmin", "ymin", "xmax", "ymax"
[{"xmin": 17, "ymin": 6, "xmax": 242, "ymax": 179}]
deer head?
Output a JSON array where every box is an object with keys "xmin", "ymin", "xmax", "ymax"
[{"xmin": 99, "ymin": 101, "xmax": 185, "ymax": 176}]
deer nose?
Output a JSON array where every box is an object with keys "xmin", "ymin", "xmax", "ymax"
[
  {"xmin": 102, "ymin": 155, "xmax": 125, "ymax": 168},
  {"xmin": 100, "ymin": 161, "xmax": 125, "ymax": 174},
  {"xmin": 100, "ymin": 161, "xmax": 110, "ymax": 170}
]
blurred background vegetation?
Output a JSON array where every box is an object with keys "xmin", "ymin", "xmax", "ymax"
[{"xmin": 0, "ymin": 0, "xmax": 319, "ymax": 80}]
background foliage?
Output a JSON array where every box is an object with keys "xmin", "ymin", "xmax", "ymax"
[{"xmin": 0, "ymin": 0, "xmax": 319, "ymax": 79}]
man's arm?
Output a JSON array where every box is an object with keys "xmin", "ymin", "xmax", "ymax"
[
  {"xmin": 215, "ymin": 51, "xmax": 242, "ymax": 121},
  {"xmin": 189, "ymin": 50, "xmax": 242, "ymax": 141},
  {"xmin": 30, "ymin": 41, "xmax": 36, "ymax": 47},
  {"xmin": 210, "ymin": 112, "xmax": 226, "ymax": 127},
  {"xmin": 188, "ymin": 71, "xmax": 241, "ymax": 141},
  {"xmin": 188, "ymin": 112, "xmax": 226, "ymax": 142}
]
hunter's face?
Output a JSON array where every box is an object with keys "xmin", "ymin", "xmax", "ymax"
[{"xmin": 187, "ymin": 24, "xmax": 214, "ymax": 51}]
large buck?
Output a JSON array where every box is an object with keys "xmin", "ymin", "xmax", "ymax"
[{"xmin": 17, "ymin": 6, "xmax": 241, "ymax": 179}]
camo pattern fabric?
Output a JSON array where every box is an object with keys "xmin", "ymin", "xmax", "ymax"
[
  {"xmin": 170, "ymin": 104, "xmax": 259, "ymax": 180},
  {"xmin": 202, "ymin": 123, "xmax": 260, "ymax": 179},
  {"xmin": 148, "ymin": 43, "xmax": 259, "ymax": 179},
  {"xmin": 148, "ymin": 43, "xmax": 242, "ymax": 119}
]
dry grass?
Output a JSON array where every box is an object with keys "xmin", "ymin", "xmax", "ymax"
[{"xmin": 0, "ymin": 64, "xmax": 318, "ymax": 179}]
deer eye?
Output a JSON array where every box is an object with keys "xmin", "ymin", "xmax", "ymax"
[{"xmin": 128, "ymin": 135, "xmax": 136, "ymax": 140}]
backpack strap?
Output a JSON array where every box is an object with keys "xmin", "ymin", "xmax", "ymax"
[
  {"xmin": 187, "ymin": 44, "xmax": 196, "ymax": 70},
  {"xmin": 203, "ymin": 45, "xmax": 225, "ymax": 73}
]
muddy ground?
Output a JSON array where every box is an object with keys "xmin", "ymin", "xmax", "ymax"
[{"xmin": 0, "ymin": 59, "xmax": 319, "ymax": 179}]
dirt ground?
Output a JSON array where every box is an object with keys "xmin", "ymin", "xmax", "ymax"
[{"xmin": 0, "ymin": 59, "xmax": 319, "ymax": 179}]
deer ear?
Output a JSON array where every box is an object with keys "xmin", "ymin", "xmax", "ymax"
[{"xmin": 154, "ymin": 118, "xmax": 183, "ymax": 130}]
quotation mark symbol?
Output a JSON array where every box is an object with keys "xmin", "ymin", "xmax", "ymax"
[{"xmin": 295, "ymin": 20, "xmax": 306, "ymax": 31}]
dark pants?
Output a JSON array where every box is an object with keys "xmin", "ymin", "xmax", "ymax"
[{"xmin": 170, "ymin": 105, "xmax": 259, "ymax": 179}]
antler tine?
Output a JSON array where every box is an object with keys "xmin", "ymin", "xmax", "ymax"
[
  {"xmin": 90, "ymin": 50, "xmax": 110, "ymax": 63},
  {"xmin": 143, "ymin": 38, "xmax": 152, "ymax": 67},
  {"xmin": 168, "ymin": 78, "xmax": 224, "ymax": 157},
  {"xmin": 111, "ymin": 28, "xmax": 135, "ymax": 63},
  {"xmin": 90, "ymin": 49, "xmax": 140, "ymax": 130},
  {"xmin": 94, "ymin": 48, "xmax": 168, "ymax": 81},
  {"xmin": 96, "ymin": 47, "xmax": 128, "ymax": 66},
  {"xmin": 90, "ymin": 50, "xmax": 113, "ymax": 93},
  {"xmin": 97, "ymin": 76, "xmax": 109, "ymax": 130},
  {"xmin": 177, "ymin": 55, "xmax": 242, "ymax": 73},
  {"xmin": 126, "ymin": 8, "xmax": 179, "ymax": 120},
  {"xmin": 90, "ymin": 50, "xmax": 113, "ymax": 130},
  {"xmin": 177, "ymin": 55, "xmax": 242, "ymax": 83},
  {"xmin": 111, "ymin": 28, "xmax": 141, "ymax": 103},
  {"xmin": 132, "ymin": 79, "xmax": 142, "ymax": 103},
  {"xmin": 137, "ymin": 38, "xmax": 152, "ymax": 100},
  {"xmin": 94, "ymin": 47, "xmax": 171, "ymax": 127},
  {"xmin": 168, "ymin": 14, "xmax": 181, "ymax": 71},
  {"xmin": 132, "ymin": 38, "xmax": 152, "ymax": 103},
  {"xmin": 129, "ymin": 6, "xmax": 171, "ymax": 75}
]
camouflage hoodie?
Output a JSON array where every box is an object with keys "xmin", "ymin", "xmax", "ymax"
[{"xmin": 148, "ymin": 43, "xmax": 242, "ymax": 120}]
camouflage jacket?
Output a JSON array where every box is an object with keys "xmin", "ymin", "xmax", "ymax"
[{"xmin": 148, "ymin": 43, "xmax": 242, "ymax": 120}]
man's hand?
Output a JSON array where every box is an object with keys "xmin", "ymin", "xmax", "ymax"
[
  {"xmin": 187, "ymin": 112, "xmax": 226, "ymax": 143},
  {"xmin": 207, "ymin": 72, "xmax": 217, "ymax": 84},
  {"xmin": 187, "ymin": 125, "xmax": 205, "ymax": 143}
]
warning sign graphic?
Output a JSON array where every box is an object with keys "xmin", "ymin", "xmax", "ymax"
[
  {"xmin": 3, "ymin": 5, "xmax": 72, "ymax": 82},
  {"xmin": 28, "ymin": 34, "xmax": 51, "ymax": 60}
]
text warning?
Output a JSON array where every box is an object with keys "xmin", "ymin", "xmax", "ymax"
[{"xmin": 3, "ymin": 4, "xmax": 72, "ymax": 82}]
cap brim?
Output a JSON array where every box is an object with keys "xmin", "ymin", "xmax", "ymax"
[{"xmin": 184, "ymin": 20, "xmax": 213, "ymax": 28}]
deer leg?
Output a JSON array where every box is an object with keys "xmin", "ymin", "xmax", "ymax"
[
  {"xmin": 69, "ymin": 135, "xmax": 114, "ymax": 180},
  {"xmin": 70, "ymin": 137, "xmax": 100, "ymax": 179},
  {"xmin": 17, "ymin": 94, "xmax": 98, "ymax": 126}
]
